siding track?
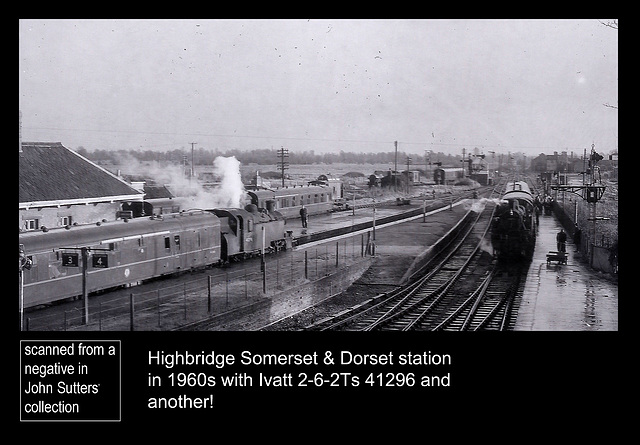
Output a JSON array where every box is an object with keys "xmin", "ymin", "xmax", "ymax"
[{"xmin": 305, "ymin": 178, "xmax": 529, "ymax": 332}]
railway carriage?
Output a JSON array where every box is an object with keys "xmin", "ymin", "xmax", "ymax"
[
  {"xmin": 247, "ymin": 185, "xmax": 334, "ymax": 220},
  {"xmin": 19, "ymin": 210, "xmax": 221, "ymax": 307},
  {"xmin": 490, "ymin": 181, "xmax": 537, "ymax": 261},
  {"xmin": 433, "ymin": 167, "xmax": 465, "ymax": 185}
]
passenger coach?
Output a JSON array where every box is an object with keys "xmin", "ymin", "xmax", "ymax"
[
  {"xmin": 247, "ymin": 185, "xmax": 334, "ymax": 219},
  {"xmin": 19, "ymin": 210, "xmax": 221, "ymax": 307}
]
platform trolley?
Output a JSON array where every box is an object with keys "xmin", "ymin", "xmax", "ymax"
[{"xmin": 546, "ymin": 251, "xmax": 568, "ymax": 265}]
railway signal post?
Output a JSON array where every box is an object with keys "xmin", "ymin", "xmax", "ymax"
[
  {"xmin": 261, "ymin": 226, "xmax": 267, "ymax": 293},
  {"xmin": 19, "ymin": 243, "xmax": 32, "ymax": 331},
  {"xmin": 550, "ymin": 144, "xmax": 607, "ymax": 268}
]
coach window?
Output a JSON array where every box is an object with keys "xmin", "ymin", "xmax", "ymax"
[
  {"xmin": 174, "ymin": 235, "xmax": 181, "ymax": 249},
  {"xmin": 24, "ymin": 219, "xmax": 39, "ymax": 231},
  {"xmin": 164, "ymin": 236, "xmax": 171, "ymax": 249}
]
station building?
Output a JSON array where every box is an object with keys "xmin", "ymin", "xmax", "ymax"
[{"xmin": 19, "ymin": 142, "xmax": 144, "ymax": 232}]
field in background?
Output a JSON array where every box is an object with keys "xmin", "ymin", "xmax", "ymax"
[{"xmin": 108, "ymin": 160, "xmax": 617, "ymax": 248}]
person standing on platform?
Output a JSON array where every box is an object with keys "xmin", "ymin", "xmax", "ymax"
[
  {"xmin": 556, "ymin": 229, "xmax": 567, "ymax": 252},
  {"xmin": 573, "ymin": 224, "xmax": 582, "ymax": 251},
  {"xmin": 300, "ymin": 205, "xmax": 308, "ymax": 228}
]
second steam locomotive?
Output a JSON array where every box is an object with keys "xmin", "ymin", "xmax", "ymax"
[{"xmin": 490, "ymin": 180, "xmax": 537, "ymax": 261}]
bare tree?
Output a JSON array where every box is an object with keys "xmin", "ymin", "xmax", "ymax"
[
  {"xmin": 598, "ymin": 19, "xmax": 618, "ymax": 30},
  {"xmin": 599, "ymin": 20, "xmax": 618, "ymax": 110}
]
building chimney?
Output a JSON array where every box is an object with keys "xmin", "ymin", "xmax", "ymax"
[{"xmin": 131, "ymin": 181, "xmax": 146, "ymax": 192}]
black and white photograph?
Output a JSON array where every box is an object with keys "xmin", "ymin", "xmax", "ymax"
[{"xmin": 17, "ymin": 18, "xmax": 620, "ymax": 421}]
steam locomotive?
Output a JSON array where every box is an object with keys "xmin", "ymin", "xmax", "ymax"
[
  {"xmin": 19, "ymin": 206, "xmax": 291, "ymax": 308},
  {"xmin": 490, "ymin": 181, "xmax": 537, "ymax": 261}
]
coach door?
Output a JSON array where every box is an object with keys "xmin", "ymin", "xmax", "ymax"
[
  {"xmin": 237, "ymin": 215, "xmax": 245, "ymax": 253},
  {"xmin": 172, "ymin": 234, "xmax": 182, "ymax": 270}
]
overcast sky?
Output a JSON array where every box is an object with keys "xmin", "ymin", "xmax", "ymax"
[{"xmin": 18, "ymin": 19, "xmax": 618, "ymax": 157}]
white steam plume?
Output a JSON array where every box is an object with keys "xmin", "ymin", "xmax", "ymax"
[
  {"xmin": 464, "ymin": 197, "xmax": 507, "ymax": 213},
  {"xmin": 211, "ymin": 156, "xmax": 245, "ymax": 208},
  {"xmin": 114, "ymin": 154, "xmax": 246, "ymax": 211},
  {"xmin": 176, "ymin": 156, "xmax": 246, "ymax": 210}
]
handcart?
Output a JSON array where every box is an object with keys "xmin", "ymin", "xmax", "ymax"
[{"xmin": 546, "ymin": 251, "xmax": 568, "ymax": 265}]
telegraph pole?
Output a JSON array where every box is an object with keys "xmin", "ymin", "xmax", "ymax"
[
  {"xmin": 394, "ymin": 141, "xmax": 398, "ymax": 193},
  {"xmin": 277, "ymin": 146, "xmax": 289, "ymax": 187},
  {"xmin": 406, "ymin": 156, "xmax": 412, "ymax": 194},
  {"xmin": 190, "ymin": 142, "xmax": 197, "ymax": 179}
]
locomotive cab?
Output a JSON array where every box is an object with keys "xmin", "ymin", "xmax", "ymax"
[
  {"xmin": 211, "ymin": 207, "xmax": 288, "ymax": 262},
  {"xmin": 212, "ymin": 209, "xmax": 248, "ymax": 261}
]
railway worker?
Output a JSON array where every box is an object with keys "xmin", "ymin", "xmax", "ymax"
[
  {"xmin": 609, "ymin": 241, "xmax": 618, "ymax": 274},
  {"xmin": 534, "ymin": 196, "xmax": 541, "ymax": 225},
  {"xmin": 556, "ymin": 229, "xmax": 567, "ymax": 253},
  {"xmin": 573, "ymin": 224, "xmax": 582, "ymax": 251},
  {"xmin": 300, "ymin": 205, "xmax": 308, "ymax": 228}
]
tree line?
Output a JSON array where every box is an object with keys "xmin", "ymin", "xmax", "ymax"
[{"xmin": 75, "ymin": 146, "xmax": 466, "ymax": 167}]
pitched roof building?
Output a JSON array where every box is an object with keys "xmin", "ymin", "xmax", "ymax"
[{"xmin": 19, "ymin": 142, "xmax": 143, "ymax": 231}]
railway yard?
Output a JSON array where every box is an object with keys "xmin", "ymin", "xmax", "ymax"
[
  {"xmin": 23, "ymin": 179, "xmax": 618, "ymax": 332},
  {"xmin": 17, "ymin": 19, "xmax": 619, "ymax": 425}
]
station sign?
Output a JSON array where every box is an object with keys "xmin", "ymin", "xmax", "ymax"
[
  {"xmin": 61, "ymin": 252, "xmax": 79, "ymax": 267},
  {"xmin": 92, "ymin": 253, "xmax": 109, "ymax": 268}
]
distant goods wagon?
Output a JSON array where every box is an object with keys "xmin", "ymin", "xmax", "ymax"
[
  {"xmin": 433, "ymin": 168, "xmax": 465, "ymax": 185},
  {"xmin": 121, "ymin": 198, "xmax": 181, "ymax": 218}
]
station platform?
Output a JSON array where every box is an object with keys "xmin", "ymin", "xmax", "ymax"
[
  {"xmin": 286, "ymin": 196, "xmax": 463, "ymax": 249},
  {"xmin": 514, "ymin": 214, "xmax": 618, "ymax": 331}
]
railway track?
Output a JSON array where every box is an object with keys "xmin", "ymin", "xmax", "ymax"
[
  {"xmin": 26, "ymin": 182, "xmax": 514, "ymax": 332},
  {"xmin": 424, "ymin": 265, "xmax": 524, "ymax": 331},
  {"xmin": 303, "ymin": 179, "xmax": 527, "ymax": 332},
  {"xmin": 305, "ymin": 197, "xmax": 497, "ymax": 331}
]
